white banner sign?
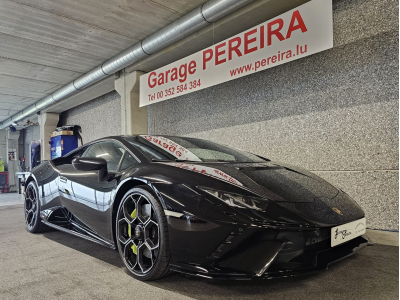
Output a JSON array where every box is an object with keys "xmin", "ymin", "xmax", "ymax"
[{"xmin": 140, "ymin": 0, "xmax": 333, "ymax": 106}]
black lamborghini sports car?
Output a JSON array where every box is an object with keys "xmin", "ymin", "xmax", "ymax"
[{"xmin": 24, "ymin": 135, "xmax": 370, "ymax": 280}]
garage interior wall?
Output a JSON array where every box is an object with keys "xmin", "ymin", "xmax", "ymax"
[
  {"xmin": 23, "ymin": 125, "xmax": 40, "ymax": 170},
  {"xmin": 60, "ymin": 91, "xmax": 121, "ymax": 144},
  {"xmin": 0, "ymin": 130, "xmax": 6, "ymax": 165},
  {"xmin": 147, "ymin": 0, "xmax": 399, "ymax": 230}
]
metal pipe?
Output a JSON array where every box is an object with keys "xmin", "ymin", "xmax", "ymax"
[{"xmin": 0, "ymin": 0, "xmax": 254, "ymax": 129}]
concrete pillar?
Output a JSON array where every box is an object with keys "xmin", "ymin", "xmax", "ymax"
[
  {"xmin": 0, "ymin": 129, "xmax": 6, "ymax": 164},
  {"xmin": 38, "ymin": 113, "xmax": 59, "ymax": 161},
  {"xmin": 115, "ymin": 70, "xmax": 147, "ymax": 135},
  {"xmin": 6, "ymin": 129, "xmax": 20, "ymax": 191}
]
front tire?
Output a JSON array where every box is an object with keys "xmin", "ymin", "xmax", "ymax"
[
  {"xmin": 24, "ymin": 181, "xmax": 48, "ymax": 233},
  {"xmin": 116, "ymin": 186, "xmax": 170, "ymax": 280}
]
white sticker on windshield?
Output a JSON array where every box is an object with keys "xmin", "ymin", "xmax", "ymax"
[
  {"xmin": 161, "ymin": 162, "xmax": 244, "ymax": 187},
  {"xmin": 140, "ymin": 135, "xmax": 201, "ymax": 161}
]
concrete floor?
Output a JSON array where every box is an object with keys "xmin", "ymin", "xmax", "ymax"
[
  {"xmin": 366, "ymin": 228, "xmax": 399, "ymax": 246},
  {"xmin": 0, "ymin": 192, "xmax": 24, "ymax": 207},
  {"xmin": 0, "ymin": 193, "xmax": 398, "ymax": 300}
]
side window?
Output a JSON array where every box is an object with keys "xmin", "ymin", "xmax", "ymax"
[
  {"xmin": 81, "ymin": 141, "xmax": 125, "ymax": 172},
  {"xmin": 119, "ymin": 152, "xmax": 139, "ymax": 171}
]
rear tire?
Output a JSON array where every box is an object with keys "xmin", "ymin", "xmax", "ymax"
[
  {"xmin": 116, "ymin": 186, "xmax": 171, "ymax": 280},
  {"xmin": 24, "ymin": 181, "xmax": 49, "ymax": 233}
]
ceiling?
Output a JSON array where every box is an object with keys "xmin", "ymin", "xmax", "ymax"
[
  {"xmin": 0, "ymin": 0, "xmax": 308, "ymax": 126},
  {"xmin": 0, "ymin": 0, "xmax": 207, "ymax": 122}
]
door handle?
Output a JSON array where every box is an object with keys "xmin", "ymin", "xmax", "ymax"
[{"xmin": 60, "ymin": 176, "xmax": 67, "ymax": 183}]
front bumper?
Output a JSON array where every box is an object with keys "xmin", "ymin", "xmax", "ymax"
[{"xmin": 169, "ymin": 234, "xmax": 371, "ymax": 280}]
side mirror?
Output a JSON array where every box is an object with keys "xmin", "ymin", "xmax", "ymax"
[{"xmin": 72, "ymin": 157, "xmax": 108, "ymax": 181}]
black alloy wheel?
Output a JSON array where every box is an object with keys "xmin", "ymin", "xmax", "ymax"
[
  {"xmin": 116, "ymin": 186, "xmax": 170, "ymax": 280},
  {"xmin": 24, "ymin": 181, "xmax": 48, "ymax": 233}
]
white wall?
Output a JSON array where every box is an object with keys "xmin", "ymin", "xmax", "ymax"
[
  {"xmin": 23, "ymin": 125, "xmax": 40, "ymax": 170},
  {"xmin": 60, "ymin": 91, "xmax": 121, "ymax": 144},
  {"xmin": 0, "ymin": 129, "xmax": 6, "ymax": 168}
]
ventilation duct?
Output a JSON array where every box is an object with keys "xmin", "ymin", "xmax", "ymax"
[{"xmin": 0, "ymin": 0, "xmax": 255, "ymax": 129}]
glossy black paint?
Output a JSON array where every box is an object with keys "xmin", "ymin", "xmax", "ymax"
[
  {"xmin": 72, "ymin": 157, "xmax": 108, "ymax": 181},
  {"xmin": 26, "ymin": 135, "xmax": 369, "ymax": 279}
]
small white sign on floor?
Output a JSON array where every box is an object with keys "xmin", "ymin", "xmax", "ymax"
[{"xmin": 139, "ymin": 0, "xmax": 333, "ymax": 106}]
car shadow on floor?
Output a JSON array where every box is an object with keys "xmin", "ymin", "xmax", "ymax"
[
  {"xmin": 150, "ymin": 271, "xmax": 322, "ymax": 298},
  {"xmin": 42, "ymin": 229, "xmax": 399, "ymax": 300},
  {"xmin": 145, "ymin": 248, "xmax": 397, "ymax": 300},
  {"xmin": 42, "ymin": 229, "xmax": 124, "ymax": 268},
  {"xmin": 146, "ymin": 245, "xmax": 398, "ymax": 300}
]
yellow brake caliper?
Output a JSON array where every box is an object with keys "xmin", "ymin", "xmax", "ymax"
[{"xmin": 128, "ymin": 209, "xmax": 137, "ymax": 255}]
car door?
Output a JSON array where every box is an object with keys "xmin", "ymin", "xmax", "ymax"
[
  {"xmin": 60, "ymin": 140, "xmax": 127, "ymax": 240},
  {"xmin": 57, "ymin": 149, "xmax": 85, "ymax": 206}
]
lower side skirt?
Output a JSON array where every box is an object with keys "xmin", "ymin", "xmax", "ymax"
[{"xmin": 41, "ymin": 220, "xmax": 116, "ymax": 250}]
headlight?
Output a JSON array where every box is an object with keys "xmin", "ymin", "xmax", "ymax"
[{"xmin": 199, "ymin": 187, "xmax": 268, "ymax": 211}]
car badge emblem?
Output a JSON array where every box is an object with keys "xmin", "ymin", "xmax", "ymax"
[
  {"xmin": 332, "ymin": 207, "xmax": 343, "ymax": 215},
  {"xmin": 135, "ymin": 226, "xmax": 141, "ymax": 238}
]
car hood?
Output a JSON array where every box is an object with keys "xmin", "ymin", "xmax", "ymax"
[{"xmin": 158, "ymin": 161, "xmax": 338, "ymax": 203}]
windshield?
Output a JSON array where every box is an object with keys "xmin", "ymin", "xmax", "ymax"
[{"xmin": 124, "ymin": 135, "xmax": 267, "ymax": 163}]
